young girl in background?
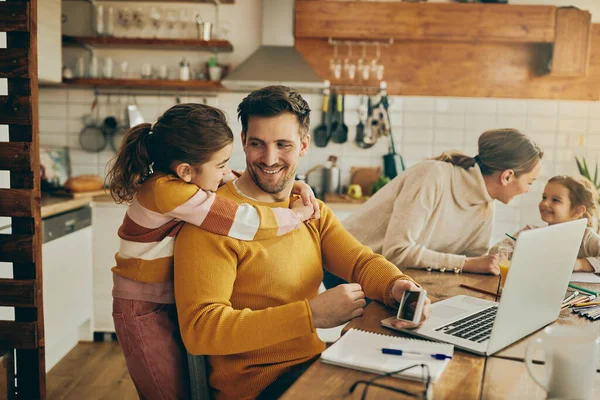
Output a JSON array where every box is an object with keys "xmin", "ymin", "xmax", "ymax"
[
  {"xmin": 491, "ymin": 175, "xmax": 600, "ymax": 273},
  {"xmin": 106, "ymin": 103, "xmax": 317, "ymax": 400}
]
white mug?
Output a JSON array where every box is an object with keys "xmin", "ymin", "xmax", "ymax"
[{"xmin": 525, "ymin": 325, "xmax": 599, "ymax": 400}]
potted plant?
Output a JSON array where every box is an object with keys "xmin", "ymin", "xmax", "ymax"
[
  {"xmin": 575, "ymin": 156, "xmax": 600, "ymax": 192},
  {"xmin": 207, "ymin": 56, "xmax": 222, "ymax": 81}
]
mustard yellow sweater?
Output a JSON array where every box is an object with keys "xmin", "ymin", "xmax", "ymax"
[{"xmin": 174, "ymin": 181, "xmax": 416, "ymax": 400}]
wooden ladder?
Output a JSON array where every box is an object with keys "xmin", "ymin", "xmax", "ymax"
[{"xmin": 0, "ymin": 0, "xmax": 45, "ymax": 399}]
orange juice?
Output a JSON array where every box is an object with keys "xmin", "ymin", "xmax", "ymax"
[{"xmin": 499, "ymin": 260, "xmax": 511, "ymax": 290}]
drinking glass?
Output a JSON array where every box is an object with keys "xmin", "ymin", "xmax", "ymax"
[{"xmin": 498, "ymin": 244, "xmax": 513, "ymax": 292}]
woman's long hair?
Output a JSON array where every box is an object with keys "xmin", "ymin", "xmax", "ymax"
[
  {"xmin": 432, "ymin": 128, "xmax": 543, "ymax": 176},
  {"xmin": 107, "ymin": 103, "xmax": 233, "ymax": 203}
]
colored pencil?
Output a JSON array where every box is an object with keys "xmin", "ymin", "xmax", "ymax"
[
  {"xmin": 505, "ymin": 233, "xmax": 517, "ymax": 241},
  {"xmin": 568, "ymin": 283, "xmax": 598, "ymax": 296}
]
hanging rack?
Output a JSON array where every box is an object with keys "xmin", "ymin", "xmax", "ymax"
[
  {"xmin": 327, "ymin": 38, "xmax": 394, "ymax": 47},
  {"xmin": 324, "ymin": 79, "xmax": 387, "ymax": 94}
]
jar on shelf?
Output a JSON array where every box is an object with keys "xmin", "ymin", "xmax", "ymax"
[{"xmin": 179, "ymin": 58, "xmax": 190, "ymax": 81}]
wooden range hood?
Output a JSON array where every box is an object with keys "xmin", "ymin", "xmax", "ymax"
[{"xmin": 295, "ymin": 0, "xmax": 600, "ymax": 100}]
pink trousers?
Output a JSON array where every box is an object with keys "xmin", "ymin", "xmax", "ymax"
[{"xmin": 112, "ymin": 298, "xmax": 190, "ymax": 400}]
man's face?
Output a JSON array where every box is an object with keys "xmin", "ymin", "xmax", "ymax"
[{"xmin": 242, "ymin": 112, "xmax": 310, "ymax": 196}]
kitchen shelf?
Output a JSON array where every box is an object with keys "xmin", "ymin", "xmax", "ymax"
[
  {"xmin": 65, "ymin": 0, "xmax": 234, "ymax": 4},
  {"xmin": 61, "ymin": 78, "xmax": 226, "ymax": 91},
  {"xmin": 62, "ymin": 35, "xmax": 233, "ymax": 52}
]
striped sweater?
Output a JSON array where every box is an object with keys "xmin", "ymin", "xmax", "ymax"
[{"xmin": 111, "ymin": 173, "xmax": 302, "ymax": 302}]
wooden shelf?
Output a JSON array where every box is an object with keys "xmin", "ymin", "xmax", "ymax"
[
  {"xmin": 60, "ymin": 78, "xmax": 226, "ymax": 91},
  {"xmin": 68, "ymin": 0, "xmax": 234, "ymax": 3},
  {"xmin": 62, "ymin": 35, "xmax": 233, "ymax": 52}
]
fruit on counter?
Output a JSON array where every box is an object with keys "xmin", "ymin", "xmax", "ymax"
[
  {"xmin": 347, "ymin": 184, "xmax": 363, "ymax": 199},
  {"xmin": 371, "ymin": 176, "xmax": 391, "ymax": 195},
  {"xmin": 63, "ymin": 174, "xmax": 104, "ymax": 193}
]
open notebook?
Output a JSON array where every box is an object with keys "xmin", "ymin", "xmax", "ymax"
[{"xmin": 321, "ymin": 329, "xmax": 454, "ymax": 383}]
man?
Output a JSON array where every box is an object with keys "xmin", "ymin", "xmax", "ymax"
[{"xmin": 174, "ymin": 86, "xmax": 430, "ymax": 400}]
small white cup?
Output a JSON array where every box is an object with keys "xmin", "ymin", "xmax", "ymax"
[{"xmin": 525, "ymin": 325, "xmax": 600, "ymax": 400}]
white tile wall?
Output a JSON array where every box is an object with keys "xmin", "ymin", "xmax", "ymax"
[{"xmin": 38, "ymin": 87, "xmax": 600, "ymax": 244}]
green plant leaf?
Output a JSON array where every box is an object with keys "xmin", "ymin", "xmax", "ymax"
[
  {"xmin": 576, "ymin": 156, "xmax": 585, "ymax": 176},
  {"xmin": 583, "ymin": 157, "xmax": 591, "ymax": 180},
  {"xmin": 594, "ymin": 162, "xmax": 599, "ymax": 187}
]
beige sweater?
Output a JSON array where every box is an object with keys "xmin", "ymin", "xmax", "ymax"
[
  {"xmin": 490, "ymin": 224, "xmax": 600, "ymax": 273},
  {"xmin": 344, "ymin": 160, "xmax": 495, "ymax": 270}
]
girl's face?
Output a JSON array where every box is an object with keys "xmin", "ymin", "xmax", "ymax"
[
  {"xmin": 189, "ymin": 143, "xmax": 233, "ymax": 192},
  {"xmin": 538, "ymin": 182, "xmax": 581, "ymax": 225}
]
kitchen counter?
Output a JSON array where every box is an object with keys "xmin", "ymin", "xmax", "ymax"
[
  {"xmin": 40, "ymin": 193, "xmax": 363, "ymax": 220},
  {"xmin": 41, "ymin": 194, "xmax": 119, "ymax": 219}
]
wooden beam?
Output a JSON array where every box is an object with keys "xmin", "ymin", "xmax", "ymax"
[
  {"xmin": 550, "ymin": 7, "xmax": 592, "ymax": 77},
  {"xmin": 0, "ymin": 234, "xmax": 35, "ymax": 264},
  {"xmin": 0, "ymin": 189, "xmax": 34, "ymax": 217},
  {"xmin": 0, "ymin": 95, "xmax": 31, "ymax": 125},
  {"xmin": 0, "ymin": 49, "xmax": 29, "ymax": 78},
  {"xmin": 0, "ymin": 2, "xmax": 29, "ymax": 33},
  {"xmin": 0, "ymin": 321, "xmax": 37, "ymax": 350},
  {"xmin": 0, "ymin": 142, "xmax": 32, "ymax": 171},
  {"xmin": 0, "ymin": 279, "xmax": 36, "ymax": 308},
  {"xmin": 295, "ymin": 1, "xmax": 556, "ymax": 43}
]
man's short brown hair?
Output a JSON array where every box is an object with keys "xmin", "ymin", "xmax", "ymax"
[{"xmin": 237, "ymin": 85, "xmax": 311, "ymax": 138}]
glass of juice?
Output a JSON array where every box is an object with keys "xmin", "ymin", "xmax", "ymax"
[{"xmin": 498, "ymin": 245, "xmax": 513, "ymax": 292}]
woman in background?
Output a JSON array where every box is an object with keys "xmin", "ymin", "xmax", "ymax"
[{"xmin": 331, "ymin": 129, "xmax": 543, "ymax": 289}]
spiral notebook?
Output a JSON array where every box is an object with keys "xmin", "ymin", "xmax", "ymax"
[{"xmin": 320, "ymin": 329, "xmax": 454, "ymax": 383}]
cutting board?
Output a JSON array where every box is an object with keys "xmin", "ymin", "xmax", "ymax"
[
  {"xmin": 350, "ymin": 166, "xmax": 382, "ymax": 196},
  {"xmin": 324, "ymin": 193, "xmax": 368, "ymax": 204}
]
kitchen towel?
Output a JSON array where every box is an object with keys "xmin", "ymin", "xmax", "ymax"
[{"xmin": 320, "ymin": 328, "xmax": 453, "ymax": 383}]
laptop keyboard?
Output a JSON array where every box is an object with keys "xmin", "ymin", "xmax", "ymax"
[{"xmin": 434, "ymin": 306, "xmax": 498, "ymax": 343}]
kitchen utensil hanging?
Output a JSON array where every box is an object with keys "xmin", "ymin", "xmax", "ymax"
[
  {"xmin": 375, "ymin": 83, "xmax": 405, "ymax": 179},
  {"xmin": 110, "ymin": 96, "xmax": 130, "ymax": 152},
  {"xmin": 313, "ymin": 89, "xmax": 331, "ymax": 147},
  {"xmin": 355, "ymin": 95, "xmax": 373, "ymax": 149},
  {"xmin": 79, "ymin": 96, "xmax": 107, "ymax": 153},
  {"xmin": 331, "ymin": 93, "xmax": 348, "ymax": 144}
]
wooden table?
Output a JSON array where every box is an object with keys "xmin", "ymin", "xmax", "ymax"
[{"xmin": 281, "ymin": 269, "xmax": 600, "ymax": 399}]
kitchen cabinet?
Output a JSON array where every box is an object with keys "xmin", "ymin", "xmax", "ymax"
[
  {"xmin": 42, "ymin": 207, "xmax": 93, "ymax": 371},
  {"xmin": 91, "ymin": 202, "xmax": 126, "ymax": 334},
  {"xmin": 38, "ymin": 0, "xmax": 62, "ymax": 83},
  {"xmin": 0, "ymin": 208, "xmax": 94, "ymax": 372}
]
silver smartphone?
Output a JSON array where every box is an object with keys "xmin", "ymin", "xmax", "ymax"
[{"xmin": 396, "ymin": 289, "xmax": 427, "ymax": 325}]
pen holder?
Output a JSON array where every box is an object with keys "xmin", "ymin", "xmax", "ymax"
[{"xmin": 525, "ymin": 325, "xmax": 600, "ymax": 400}]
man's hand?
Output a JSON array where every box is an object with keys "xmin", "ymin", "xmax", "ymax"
[
  {"xmin": 309, "ymin": 283, "xmax": 366, "ymax": 329},
  {"xmin": 290, "ymin": 198, "xmax": 314, "ymax": 222},
  {"xmin": 389, "ymin": 280, "xmax": 431, "ymax": 330},
  {"xmin": 463, "ymin": 254, "xmax": 500, "ymax": 275},
  {"xmin": 291, "ymin": 181, "xmax": 320, "ymax": 220}
]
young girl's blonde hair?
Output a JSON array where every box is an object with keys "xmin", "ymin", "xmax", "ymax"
[{"xmin": 548, "ymin": 175, "xmax": 599, "ymax": 227}]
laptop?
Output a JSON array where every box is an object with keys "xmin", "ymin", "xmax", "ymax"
[{"xmin": 381, "ymin": 219, "xmax": 588, "ymax": 356}]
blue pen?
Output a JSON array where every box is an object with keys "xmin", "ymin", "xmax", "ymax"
[{"xmin": 382, "ymin": 348, "xmax": 452, "ymax": 360}]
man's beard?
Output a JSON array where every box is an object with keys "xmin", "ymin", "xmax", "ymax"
[{"xmin": 247, "ymin": 163, "xmax": 295, "ymax": 195}]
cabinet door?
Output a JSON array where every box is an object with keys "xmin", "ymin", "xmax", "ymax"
[
  {"xmin": 43, "ymin": 226, "xmax": 93, "ymax": 371},
  {"xmin": 38, "ymin": 0, "xmax": 62, "ymax": 83},
  {"xmin": 92, "ymin": 205, "xmax": 127, "ymax": 332}
]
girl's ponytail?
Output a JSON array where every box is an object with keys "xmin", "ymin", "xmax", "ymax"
[{"xmin": 107, "ymin": 122, "xmax": 154, "ymax": 203}]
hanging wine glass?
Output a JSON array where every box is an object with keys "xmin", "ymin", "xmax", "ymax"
[{"xmin": 149, "ymin": 7, "xmax": 161, "ymax": 38}]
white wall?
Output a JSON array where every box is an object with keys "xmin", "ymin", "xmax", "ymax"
[{"xmin": 38, "ymin": 87, "xmax": 600, "ymax": 245}]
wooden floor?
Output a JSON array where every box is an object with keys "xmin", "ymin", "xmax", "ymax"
[{"xmin": 47, "ymin": 341, "xmax": 138, "ymax": 400}]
